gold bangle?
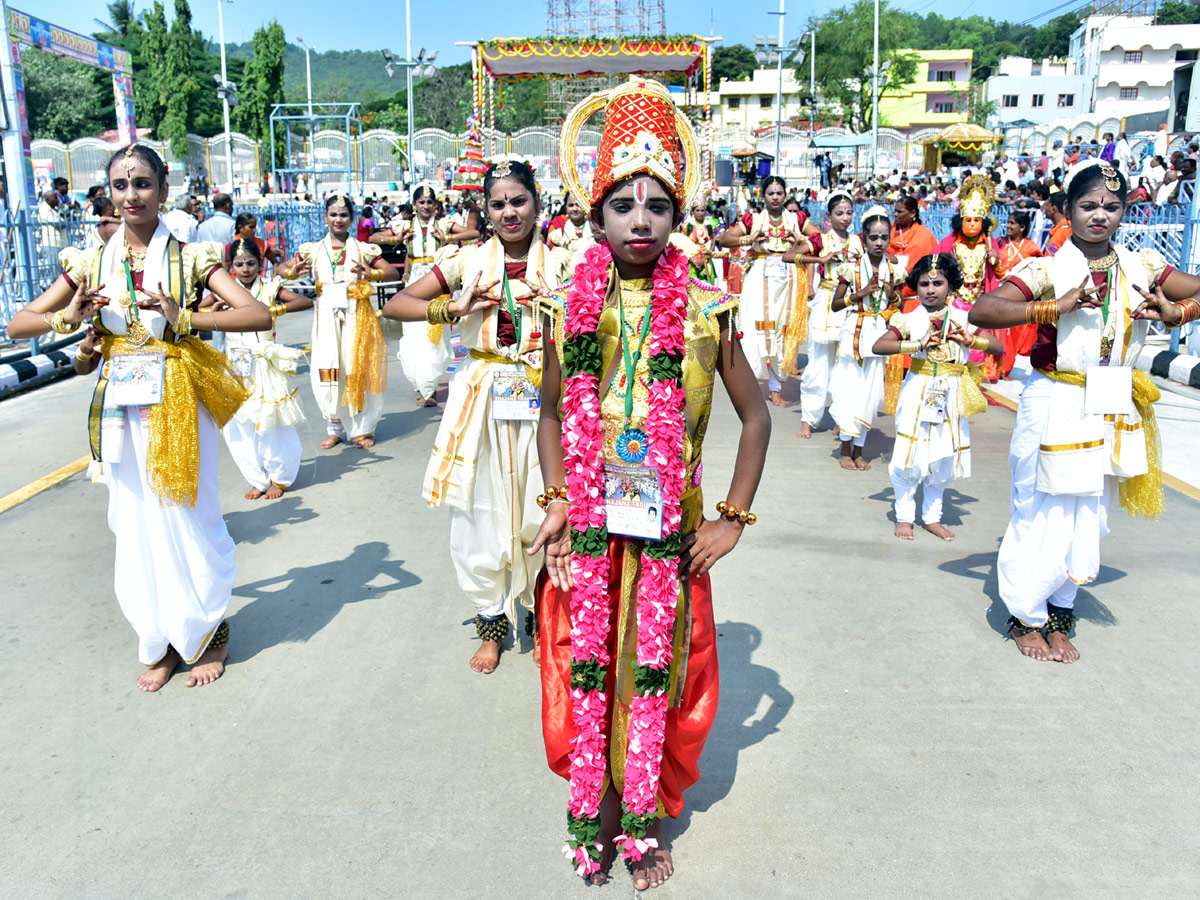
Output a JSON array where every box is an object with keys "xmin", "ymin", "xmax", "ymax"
[
  {"xmin": 537, "ymin": 485, "xmax": 568, "ymax": 509},
  {"xmin": 1170, "ymin": 297, "xmax": 1200, "ymax": 327},
  {"xmin": 50, "ymin": 309, "xmax": 79, "ymax": 334},
  {"xmin": 75, "ymin": 345, "xmax": 96, "ymax": 361},
  {"xmin": 270, "ymin": 302, "xmax": 287, "ymax": 318},
  {"xmin": 898, "ymin": 340, "xmax": 920, "ymax": 355},
  {"xmin": 970, "ymin": 334, "xmax": 990, "ymax": 352},
  {"xmin": 209, "ymin": 309, "xmax": 219, "ymax": 332},
  {"xmin": 716, "ymin": 500, "xmax": 757, "ymax": 525},
  {"xmin": 370, "ymin": 269, "xmax": 385, "ymax": 283},
  {"xmin": 176, "ymin": 308, "xmax": 192, "ymax": 334},
  {"xmin": 280, "ymin": 265, "xmax": 295, "ymax": 280}
]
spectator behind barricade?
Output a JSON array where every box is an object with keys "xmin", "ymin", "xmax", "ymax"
[
  {"xmin": 1043, "ymin": 191, "xmax": 1070, "ymax": 253},
  {"xmin": 84, "ymin": 196, "xmax": 121, "ymax": 250},
  {"xmin": 36, "ymin": 190, "xmax": 66, "ymax": 256},
  {"xmin": 356, "ymin": 205, "xmax": 377, "ymax": 243},
  {"xmin": 51, "ymin": 177, "xmax": 78, "ymax": 211},
  {"xmin": 162, "ymin": 193, "xmax": 200, "ymax": 242},
  {"xmin": 228, "ymin": 211, "xmax": 282, "ymax": 269},
  {"xmin": 197, "ymin": 193, "xmax": 236, "ymax": 245},
  {"xmin": 85, "ymin": 185, "xmax": 106, "ymax": 215}
]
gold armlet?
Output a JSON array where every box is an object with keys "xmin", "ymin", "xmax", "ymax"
[
  {"xmin": 898, "ymin": 340, "xmax": 921, "ymax": 355},
  {"xmin": 270, "ymin": 303, "xmax": 287, "ymax": 318},
  {"xmin": 280, "ymin": 266, "xmax": 295, "ymax": 280},
  {"xmin": 969, "ymin": 334, "xmax": 991, "ymax": 352},
  {"xmin": 716, "ymin": 500, "xmax": 757, "ymax": 525}
]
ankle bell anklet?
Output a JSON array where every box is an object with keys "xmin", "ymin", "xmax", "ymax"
[{"xmin": 475, "ymin": 613, "xmax": 510, "ymax": 644}]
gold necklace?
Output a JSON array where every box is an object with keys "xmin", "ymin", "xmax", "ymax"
[
  {"xmin": 124, "ymin": 240, "xmax": 147, "ymax": 272},
  {"xmin": 1086, "ymin": 246, "xmax": 1118, "ymax": 271}
]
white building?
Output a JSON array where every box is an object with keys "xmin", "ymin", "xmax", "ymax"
[
  {"xmin": 986, "ymin": 57, "xmax": 1092, "ymax": 127},
  {"xmin": 1069, "ymin": 14, "xmax": 1200, "ymax": 121},
  {"xmin": 712, "ymin": 67, "xmax": 808, "ymax": 132}
]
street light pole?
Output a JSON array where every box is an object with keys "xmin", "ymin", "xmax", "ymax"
[
  {"xmin": 871, "ymin": 0, "xmax": 880, "ymax": 179},
  {"xmin": 216, "ymin": 0, "xmax": 234, "ymax": 194},
  {"xmin": 297, "ymin": 37, "xmax": 314, "ymax": 195},
  {"xmin": 406, "ymin": 0, "xmax": 415, "ymax": 190},
  {"xmin": 773, "ymin": 0, "xmax": 785, "ymax": 172}
]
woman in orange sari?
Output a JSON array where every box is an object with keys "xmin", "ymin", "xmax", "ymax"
[{"xmin": 995, "ymin": 209, "xmax": 1042, "ymax": 378}]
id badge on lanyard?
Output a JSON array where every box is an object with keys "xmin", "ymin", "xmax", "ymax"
[
  {"xmin": 106, "ymin": 352, "xmax": 166, "ymax": 406},
  {"xmin": 918, "ymin": 385, "xmax": 949, "ymax": 424},
  {"xmin": 227, "ymin": 346, "xmax": 253, "ymax": 377},
  {"xmin": 764, "ymin": 256, "xmax": 788, "ymax": 279},
  {"xmin": 491, "ymin": 364, "xmax": 540, "ymax": 421},
  {"xmin": 604, "ymin": 463, "xmax": 663, "ymax": 541},
  {"xmin": 1084, "ymin": 365, "xmax": 1134, "ymax": 417}
]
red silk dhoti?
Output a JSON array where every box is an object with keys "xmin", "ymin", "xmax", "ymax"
[{"xmin": 539, "ymin": 536, "xmax": 720, "ymax": 818}]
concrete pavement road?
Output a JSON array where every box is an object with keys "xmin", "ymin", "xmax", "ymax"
[{"xmin": 2, "ymin": 314, "xmax": 1198, "ymax": 898}]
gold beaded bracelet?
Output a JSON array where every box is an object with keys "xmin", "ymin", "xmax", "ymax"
[
  {"xmin": 716, "ymin": 500, "xmax": 757, "ymax": 525},
  {"xmin": 536, "ymin": 485, "xmax": 569, "ymax": 509},
  {"xmin": 1170, "ymin": 297, "xmax": 1200, "ymax": 328}
]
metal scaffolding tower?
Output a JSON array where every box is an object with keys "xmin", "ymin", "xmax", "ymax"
[{"xmin": 543, "ymin": 0, "xmax": 667, "ymax": 123}]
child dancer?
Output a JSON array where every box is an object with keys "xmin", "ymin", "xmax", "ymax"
[
  {"xmin": 872, "ymin": 253, "xmax": 1001, "ymax": 541},
  {"xmin": 793, "ymin": 190, "xmax": 861, "ymax": 438},
  {"xmin": 216, "ymin": 238, "xmax": 312, "ymax": 499},
  {"xmin": 532, "ymin": 79, "xmax": 771, "ymax": 890},
  {"xmin": 828, "ymin": 206, "xmax": 905, "ymax": 470}
]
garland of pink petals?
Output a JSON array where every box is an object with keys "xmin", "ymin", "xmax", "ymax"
[{"xmin": 559, "ymin": 240, "xmax": 690, "ymax": 877}]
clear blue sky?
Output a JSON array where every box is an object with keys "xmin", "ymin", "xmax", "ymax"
[{"xmin": 29, "ymin": 0, "xmax": 1080, "ymax": 65}]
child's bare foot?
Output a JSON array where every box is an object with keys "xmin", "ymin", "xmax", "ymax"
[
  {"xmin": 839, "ymin": 451, "xmax": 857, "ymax": 470},
  {"xmin": 263, "ymin": 482, "xmax": 285, "ymax": 500},
  {"xmin": 1013, "ymin": 628, "xmax": 1055, "ymax": 661},
  {"xmin": 470, "ymin": 639, "xmax": 501, "ymax": 674},
  {"xmin": 631, "ymin": 829, "xmax": 674, "ymax": 891},
  {"xmin": 244, "ymin": 487, "xmax": 264, "ymax": 500},
  {"xmin": 797, "ymin": 422, "xmax": 813, "ymax": 439},
  {"xmin": 186, "ymin": 645, "xmax": 227, "ymax": 687},
  {"xmin": 421, "ymin": 396, "xmax": 439, "ymax": 407},
  {"xmin": 833, "ymin": 425, "xmax": 840, "ymax": 437},
  {"xmin": 894, "ymin": 522, "xmax": 914, "ymax": 540},
  {"xmin": 318, "ymin": 433, "xmax": 343, "ymax": 449},
  {"xmin": 852, "ymin": 452, "xmax": 871, "ymax": 470},
  {"xmin": 1046, "ymin": 631, "xmax": 1080, "ymax": 663},
  {"xmin": 768, "ymin": 390, "xmax": 786, "ymax": 407},
  {"xmin": 351, "ymin": 434, "xmax": 375, "ymax": 449},
  {"xmin": 923, "ymin": 522, "xmax": 955, "ymax": 541},
  {"xmin": 137, "ymin": 648, "xmax": 180, "ymax": 692}
]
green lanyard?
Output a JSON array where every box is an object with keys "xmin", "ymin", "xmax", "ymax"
[
  {"xmin": 323, "ymin": 240, "xmax": 347, "ymax": 277},
  {"xmin": 618, "ymin": 288, "xmax": 654, "ymax": 425},
  {"xmin": 1099, "ymin": 267, "xmax": 1114, "ymax": 327},
  {"xmin": 503, "ymin": 272, "xmax": 522, "ymax": 347},
  {"xmin": 123, "ymin": 261, "xmax": 143, "ymax": 323}
]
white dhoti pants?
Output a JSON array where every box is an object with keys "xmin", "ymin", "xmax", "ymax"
[
  {"xmin": 997, "ymin": 375, "xmax": 1110, "ymax": 625},
  {"xmin": 890, "ymin": 457, "xmax": 953, "ymax": 524},
  {"xmin": 398, "ymin": 322, "xmax": 453, "ymax": 400},
  {"xmin": 107, "ymin": 406, "xmax": 235, "ymax": 665},
  {"xmin": 222, "ymin": 417, "xmax": 303, "ymax": 491},
  {"xmin": 799, "ymin": 340, "xmax": 837, "ymax": 427}
]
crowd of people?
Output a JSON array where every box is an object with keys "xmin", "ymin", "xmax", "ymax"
[{"xmin": 8, "ymin": 83, "xmax": 1200, "ymax": 891}]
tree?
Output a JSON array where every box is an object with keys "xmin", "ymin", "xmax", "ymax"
[
  {"xmin": 234, "ymin": 22, "xmax": 286, "ymax": 160},
  {"xmin": 138, "ymin": 2, "xmax": 169, "ymax": 136},
  {"xmin": 21, "ymin": 49, "xmax": 109, "ymax": 142},
  {"xmin": 712, "ymin": 45, "xmax": 757, "ymax": 88},
  {"xmin": 807, "ymin": 0, "xmax": 920, "ymax": 131},
  {"xmin": 161, "ymin": 0, "xmax": 199, "ymax": 158},
  {"xmin": 1156, "ymin": 0, "xmax": 1200, "ymax": 24}
]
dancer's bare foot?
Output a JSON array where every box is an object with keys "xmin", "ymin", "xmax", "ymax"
[
  {"xmin": 768, "ymin": 390, "xmax": 786, "ymax": 407},
  {"xmin": 631, "ymin": 827, "xmax": 674, "ymax": 891},
  {"xmin": 923, "ymin": 522, "xmax": 955, "ymax": 542},
  {"xmin": 839, "ymin": 445, "xmax": 857, "ymax": 470},
  {"xmin": 244, "ymin": 487, "xmax": 264, "ymax": 500},
  {"xmin": 263, "ymin": 482, "xmax": 285, "ymax": 500},
  {"xmin": 470, "ymin": 639, "xmax": 501, "ymax": 674},
  {"xmin": 852, "ymin": 451, "xmax": 871, "ymax": 470},
  {"xmin": 532, "ymin": 636, "xmax": 541, "ymax": 668},
  {"xmin": 318, "ymin": 433, "xmax": 343, "ymax": 449},
  {"xmin": 137, "ymin": 648, "xmax": 179, "ymax": 692},
  {"xmin": 1047, "ymin": 631, "xmax": 1080, "ymax": 663},
  {"xmin": 187, "ymin": 645, "xmax": 227, "ymax": 687},
  {"xmin": 833, "ymin": 425, "xmax": 840, "ymax": 437},
  {"xmin": 894, "ymin": 522, "xmax": 914, "ymax": 541},
  {"xmin": 351, "ymin": 434, "xmax": 375, "ymax": 449},
  {"xmin": 421, "ymin": 396, "xmax": 439, "ymax": 407},
  {"xmin": 415, "ymin": 393, "xmax": 427, "ymax": 407},
  {"xmin": 797, "ymin": 422, "xmax": 813, "ymax": 439},
  {"xmin": 589, "ymin": 789, "xmax": 621, "ymax": 885},
  {"xmin": 1013, "ymin": 628, "xmax": 1055, "ymax": 661}
]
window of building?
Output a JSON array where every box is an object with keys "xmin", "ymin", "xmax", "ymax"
[
  {"xmin": 727, "ymin": 97, "xmax": 740, "ymax": 110},
  {"xmin": 934, "ymin": 70, "xmax": 956, "ymax": 82},
  {"xmin": 1120, "ymin": 87, "xmax": 1139, "ymax": 100},
  {"xmin": 933, "ymin": 101, "xmax": 955, "ymax": 114},
  {"xmin": 760, "ymin": 96, "xmax": 772, "ymax": 109},
  {"xmin": 1058, "ymin": 93, "xmax": 1075, "ymax": 107},
  {"xmin": 1031, "ymin": 94, "xmax": 1045, "ymax": 108},
  {"xmin": 1124, "ymin": 50, "xmax": 1143, "ymax": 63},
  {"xmin": 1178, "ymin": 49, "xmax": 1198, "ymax": 61},
  {"xmin": 1002, "ymin": 94, "xmax": 1019, "ymax": 108}
]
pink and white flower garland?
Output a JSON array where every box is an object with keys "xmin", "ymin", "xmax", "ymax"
[{"xmin": 559, "ymin": 240, "xmax": 690, "ymax": 876}]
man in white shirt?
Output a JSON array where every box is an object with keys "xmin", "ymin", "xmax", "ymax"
[
  {"xmin": 1154, "ymin": 125, "xmax": 1169, "ymax": 160},
  {"xmin": 196, "ymin": 193, "xmax": 236, "ymax": 245},
  {"xmin": 999, "ymin": 154, "xmax": 1019, "ymax": 187},
  {"xmin": 1115, "ymin": 132, "xmax": 1134, "ymax": 174},
  {"xmin": 162, "ymin": 194, "xmax": 200, "ymax": 242}
]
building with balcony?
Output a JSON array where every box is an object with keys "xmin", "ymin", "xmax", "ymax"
[
  {"xmin": 712, "ymin": 67, "xmax": 807, "ymax": 132},
  {"xmin": 985, "ymin": 57, "xmax": 1092, "ymax": 127},
  {"xmin": 878, "ymin": 49, "xmax": 973, "ymax": 134},
  {"xmin": 1069, "ymin": 13, "xmax": 1200, "ymax": 123}
]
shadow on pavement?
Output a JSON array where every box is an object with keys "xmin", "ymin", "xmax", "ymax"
[
  {"xmin": 665, "ymin": 620, "xmax": 793, "ymax": 844},
  {"xmin": 226, "ymin": 540, "xmax": 421, "ymax": 663},
  {"xmin": 224, "ymin": 494, "xmax": 318, "ymax": 545}
]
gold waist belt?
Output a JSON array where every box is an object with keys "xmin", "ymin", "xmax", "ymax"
[
  {"xmin": 409, "ymin": 256, "xmax": 435, "ymax": 263},
  {"xmin": 911, "ymin": 357, "xmax": 987, "ymax": 418},
  {"xmin": 819, "ymin": 278, "xmax": 837, "ymax": 290},
  {"xmin": 754, "ymin": 319, "xmax": 776, "ymax": 331},
  {"xmin": 469, "ymin": 348, "xmax": 542, "ymax": 388}
]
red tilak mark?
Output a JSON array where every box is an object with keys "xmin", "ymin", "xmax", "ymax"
[{"xmin": 634, "ymin": 181, "xmax": 648, "ymax": 204}]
